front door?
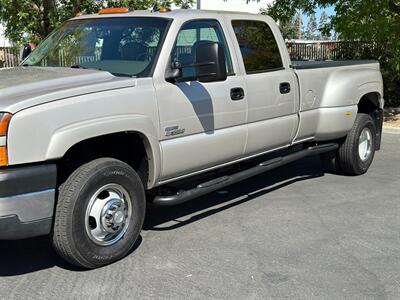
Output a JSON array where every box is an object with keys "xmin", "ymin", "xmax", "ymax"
[{"xmin": 155, "ymin": 19, "xmax": 247, "ymax": 181}]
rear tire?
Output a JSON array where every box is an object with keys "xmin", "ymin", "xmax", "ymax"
[
  {"xmin": 338, "ymin": 113, "xmax": 377, "ymax": 175},
  {"xmin": 52, "ymin": 158, "xmax": 145, "ymax": 269},
  {"xmin": 321, "ymin": 113, "xmax": 377, "ymax": 176}
]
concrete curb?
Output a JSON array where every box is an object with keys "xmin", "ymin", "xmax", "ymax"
[{"xmin": 383, "ymin": 127, "xmax": 400, "ymax": 134}]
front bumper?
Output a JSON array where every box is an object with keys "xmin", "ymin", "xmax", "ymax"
[{"xmin": 0, "ymin": 164, "xmax": 56, "ymax": 239}]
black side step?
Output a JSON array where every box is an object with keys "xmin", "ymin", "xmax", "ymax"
[{"xmin": 153, "ymin": 143, "xmax": 338, "ymax": 206}]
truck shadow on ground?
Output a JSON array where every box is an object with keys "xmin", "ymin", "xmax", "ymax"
[
  {"xmin": 0, "ymin": 156, "xmax": 324, "ymax": 276},
  {"xmin": 144, "ymin": 156, "xmax": 324, "ymax": 231}
]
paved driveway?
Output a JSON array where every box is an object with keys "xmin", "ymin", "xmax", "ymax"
[{"xmin": 0, "ymin": 132, "xmax": 399, "ymax": 300}]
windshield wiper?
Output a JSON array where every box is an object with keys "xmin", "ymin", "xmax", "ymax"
[
  {"xmin": 71, "ymin": 65, "xmax": 133, "ymax": 78},
  {"xmin": 70, "ymin": 64, "xmax": 88, "ymax": 69},
  {"xmin": 109, "ymin": 72, "xmax": 135, "ymax": 78}
]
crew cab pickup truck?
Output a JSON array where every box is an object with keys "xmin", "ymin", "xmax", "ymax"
[{"xmin": 0, "ymin": 8, "xmax": 384, "ymax": 268}]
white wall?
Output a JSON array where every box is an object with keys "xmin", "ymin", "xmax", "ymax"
[{"xmin": 0, "ymin": 25, "xmax": 11, "ymax": 47}]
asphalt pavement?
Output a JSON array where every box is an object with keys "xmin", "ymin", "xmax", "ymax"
[{"xmin": 0, "ymin": 131, "xmax": 399, "ymax": 300}]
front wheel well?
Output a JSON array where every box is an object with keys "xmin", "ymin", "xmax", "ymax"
[{"xmin": 57, "ymin": 132, "xmax": 149, "ymax": 187}]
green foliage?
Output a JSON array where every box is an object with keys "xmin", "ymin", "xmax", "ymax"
[
  {"xmin": 262, "ymin": 8, "xmax": 329, "ymax": 40},
  {"xmin": 260, "ymin": 7, "xmax": 298, "ymax": 40},
  {"xmin": 293, "ymin": 11, "xmax": 303, "ymax": 39},
  {"xmin": 0, "ymin": 0, "xmax": 195, "ymax": 44},
  {"xmin": 265, "ymin": 0, "xmax": 400, "ymax": 107},
  {"xmin": 318, "ymin": 11, "xmax": 330, "ymax": 40},
  {"xmin": 279, "ymin": 17, "xmax": 298, "ymax": 40},
  {"xmin": 304, "ymin": 13, "xmax": 318, "ymax": 40}
]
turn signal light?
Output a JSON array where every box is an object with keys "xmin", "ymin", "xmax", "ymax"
[
  {"xmin": 0, "ymin": 113, "xmax": 12, "ymax": 167},
  {"xmin": 159, "ymin": 7, "xmax": 172, "ymax": 13},
  {"xmin": 0, "ymin": 147, "xmax": 7, "ymax": 166},
  {"xmin": 0, "ymin": 113, "xmax": 12, "ymax": 136},
  {"xmin": 99, "ymin": 8, "xmax": 130, "ymax": 14}
]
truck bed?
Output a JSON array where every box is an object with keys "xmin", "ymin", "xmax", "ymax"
[
  {"xmin": 291, "ymin": 59, "xmax": 382, "ymax": 143},
  {"xmin": 292, "ymin": 60, "xmax": 378, "ymax": 70}
]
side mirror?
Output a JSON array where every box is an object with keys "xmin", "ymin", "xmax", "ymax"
[
  {"xmin": 167, "ymin": 41, "xmax": 227, "ymax": 83},
  {"xmin": 20, "ymin": 44, "xmax": 33, "ymax": 62},
  {"xmin": 194, "ymin": 41, "xmax": 227, "ymax": 83}
]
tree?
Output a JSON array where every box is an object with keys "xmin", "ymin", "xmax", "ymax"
[
  {"xmin": 318, "ymin": 11, "xmax": 330, "ymax": 40},
  {"xmin": 261, "ymin": 8, "xmax": 298, "ymax": 40},
  {"xmin": 304, "ymin": 13, "xmax": 318, "ymax": 40},
  {"xmin": 279, "ymin": 16, "xmax": 297, "ymax": 40},
  {"xmin": 293, "ymin": 11, "xmax": 303, "ymax": 40},
  {"xmin": 0, "ymin": 0, "xmax": 195, "ymax": 44},
  {"xmin": 264, "ymin": 0, "xmax": 400, "ymax": 107}
]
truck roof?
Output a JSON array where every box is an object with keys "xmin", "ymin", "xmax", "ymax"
[{"xmin": 71, "ymin": 9, "xmax": 260, "ymax": 21}]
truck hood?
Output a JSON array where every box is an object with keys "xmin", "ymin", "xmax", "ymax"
[{"xmin": 0, "ymin": 67, "xmax": 136, "ymax": 113}]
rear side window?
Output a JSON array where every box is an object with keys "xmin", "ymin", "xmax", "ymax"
[{"xmin": 232, "ymin": 20, "xmax": 283, "ymax": 74}]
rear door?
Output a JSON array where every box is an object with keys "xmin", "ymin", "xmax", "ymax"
[
  {"xmin": 154, "ymin": 19, "xmax": 247, "ymax": 181},
  {"xmin": 229, "ymin": 18, "xmax": 299, "ymax": 156}
]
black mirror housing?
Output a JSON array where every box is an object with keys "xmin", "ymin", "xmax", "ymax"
[
  {"xmin": 194, "ymin": 41, "xmax": 227, "ymax": 83},
  {"xmin": 167, "ymin": 41, "xmax": 227, "ymax": 83}
]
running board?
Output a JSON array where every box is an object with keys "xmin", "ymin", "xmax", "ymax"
[{"xmin": 153, "ymin": 143, "xmax": 338, "ymax": 206}]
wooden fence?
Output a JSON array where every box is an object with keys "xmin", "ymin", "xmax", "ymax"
[
  {"xmin": 0, "ymin": 47, "xmax": 19, "ymax": 68},
  {"xmin": 0, "ymin": 42, "xmax": 375, "ymax": 69}
]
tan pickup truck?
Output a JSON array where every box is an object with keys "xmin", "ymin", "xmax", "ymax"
[{"xmin": 0, "ymin": 8, "xmax": 383, "ymax": 268}]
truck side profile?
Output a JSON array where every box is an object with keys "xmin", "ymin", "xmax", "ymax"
[{"xmin": 0, "ymin": 9, "xmax": 383, "ymax": 268}]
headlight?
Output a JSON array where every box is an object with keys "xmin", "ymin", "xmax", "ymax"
[{"xmin": 0, "ymin": 113, "xmax": 12, "ymax": 167}]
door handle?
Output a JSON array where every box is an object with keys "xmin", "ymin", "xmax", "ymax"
[
  {"xmin": 280, "ymin": 82, "xmax": 291, "ymax": 94},
  {"xmin": 231, "ymin": 87, "xmax": 245, "ymax": 101}
]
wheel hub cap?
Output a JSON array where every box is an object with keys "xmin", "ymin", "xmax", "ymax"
[
  {"xmin": 358, "ymin": 127, "xmax": 373, "ymax": 162},
  {"xmin": 85, "ymin": 184, "xmax": 132, "ymax": 246},
  {"xmin": 101, "ymin": 199, "xmax": 127, "ymax": 233}
]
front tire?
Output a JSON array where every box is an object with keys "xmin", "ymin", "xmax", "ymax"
[{"xmin": 52, "ymin": 158, "xmax": 145, "ymax": 269}]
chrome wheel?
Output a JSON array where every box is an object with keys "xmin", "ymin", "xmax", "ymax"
[
  {"xmin": 85, "ymin": 184, "xmax": 132, "ymax": 246},
  {"xmin": 358, "ymin": 127, "xmax": 373, "ymax": 161}
]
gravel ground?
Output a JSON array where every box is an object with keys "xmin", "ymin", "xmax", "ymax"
[{"xmin": 0, "ymin": 132, "xmax": 399, "ymax": 300}]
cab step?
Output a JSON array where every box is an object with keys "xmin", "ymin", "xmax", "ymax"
[{"xmin": 153, "ymin": 143, "xmax": 338, "ymax": 206}]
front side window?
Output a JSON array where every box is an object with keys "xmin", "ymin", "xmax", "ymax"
[
  {"xmin": 171, "ymin": 19, "xmax": 234, "ymax": 78},
  {"xmin": 24, "ymin": 17, "xmax": 170, "ymax": 77},
  {"xmin": 232, "ymin": 20, "xmax": 283, "ymax": 74}
]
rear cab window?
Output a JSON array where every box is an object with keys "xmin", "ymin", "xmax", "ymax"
[{"xmin": 231, "ymin": 20, "xmax": 283, "ymax": 74}]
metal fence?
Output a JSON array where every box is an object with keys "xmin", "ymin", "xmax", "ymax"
[
  {"xmin": 0, "ymin": 47, "xmax": 19, "ymax": 68},
  {"xmin": 0, "ymin": 42, "xmax": 375, "ymax": 69},
  {"xmin": 287, "ymin": 41, "xmax": 376, "ymax": 61}
]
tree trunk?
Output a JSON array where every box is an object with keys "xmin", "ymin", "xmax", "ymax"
[
  {"xmin": 42, "ymin": 0, "xmax": 56, "ymax": 36},
  {"xmin": 72, "ymin": 0, "xmax": 82, "ymax": 15}
]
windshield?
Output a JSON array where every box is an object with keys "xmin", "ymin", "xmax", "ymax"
[{"xmin": 24, "ymin": 17, "xmax": 170, "ymax": 77}]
